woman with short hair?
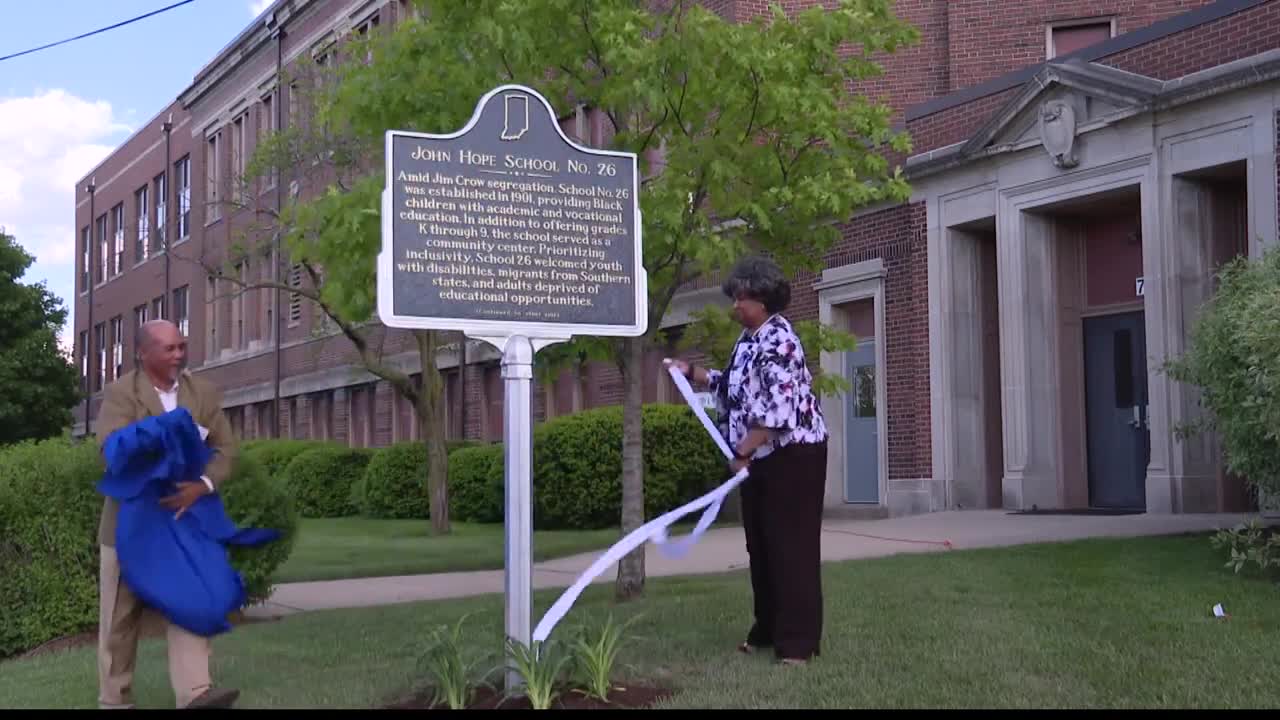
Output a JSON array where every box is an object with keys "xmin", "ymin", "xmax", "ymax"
[{"xmin": 670, "ymin": 255, "xmax": 829, "ymax": 666}]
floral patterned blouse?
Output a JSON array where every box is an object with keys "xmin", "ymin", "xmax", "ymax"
[{"xmin": 705, "ymin": 314, "xmax": 828, "ymax": 461}]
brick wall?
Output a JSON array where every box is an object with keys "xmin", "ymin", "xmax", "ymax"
[
  {"xmin": 946, "ymin": 0, "xmax": 1213, "ymax": 92},
  {"xmin": 906, "ymin": 1, "xmax": 1280, "ymax": 155},
  {"xmin": 1098, "ymin": 0, "xmax": 1280, "ymax": 78},
  {"xmin": 783, "ymin": 202, "xmax": 931, "ymax": 480}
]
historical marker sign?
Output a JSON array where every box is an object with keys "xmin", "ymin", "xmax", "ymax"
[{"xmin": 378, "ymin": 84, "xmax": 647, "ymax": 338}]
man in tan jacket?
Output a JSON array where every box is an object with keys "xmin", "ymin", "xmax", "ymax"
[{"xmin": 94, "ymin": 319, "xmax": 240, "ymax": 710}]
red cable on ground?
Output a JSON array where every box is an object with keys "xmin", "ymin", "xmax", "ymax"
[{"xmin": 824, "ymin": 528, "xmax": 953, "ymax": 549}]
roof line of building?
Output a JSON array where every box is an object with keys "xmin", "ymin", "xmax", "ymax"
[
  {"xmin": 903, "ymin": 0, "xmax": 1272, "ymax": 123},
  {"xmin": 75, "ymin": 99, "xmax": 184, "ymax": 195},
  {"xmin": 192, "ymin": 0, "xmax": 295, "ymax": 85},
  {"xmin": 904, "ymin": 47, "xmax": 1280, "ymax": 179}
]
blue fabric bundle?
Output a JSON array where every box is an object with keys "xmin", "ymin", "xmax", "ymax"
[{"xmin": 97, "ymin": 407, "xmax": 281, "ymax": 637}]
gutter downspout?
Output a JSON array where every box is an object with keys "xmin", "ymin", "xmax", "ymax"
[
  {"xmin": 85, "ymin": 180, "xmax": 97, "ymax": 436},
  {"xmin": 163, "ymin": 115, "xmax": 173, "ymax": 319},
  {"xmin": 270, "ymin": 11, "xmax": 286, "ymax": 438}
]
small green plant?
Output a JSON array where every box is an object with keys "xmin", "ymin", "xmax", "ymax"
[
  {"xmin": 418, "ymin": 614, "xmax": 490, "ymax": 709},
  {"xmin": 1211, "ymin": 517, "xmax": 1280, "ymax": 578},
  {"xmin": 505, "ymin": 637, "xmax": 572, "ymax": 710},
  {"xmin": 569, "ymin": 614, "xmax": 641, "ymax": 701}
]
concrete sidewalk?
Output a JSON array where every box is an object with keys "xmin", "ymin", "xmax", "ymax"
[{"xmin": 243, "ymin": 509, "xmax": 1265, "ymax": 619}]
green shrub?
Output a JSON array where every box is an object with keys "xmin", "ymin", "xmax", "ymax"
[
  {"xmin": 221, "ymin": 453, "xmax": 301, "ymax": 605},
  {"xmin": 527, "ymin": 404, "xmax": 725, "ymax": 530},
  {"xmin": 282, "ymin": 446, "xmax": 373, "ymax": 518},
  {"xmin": 449, "ymin": 444, "xmax": 504, "ymax": 523},
  {"xmin": 359, "ymin": 441, "xmax": 431, "ymax": 519},
  {"xmin": 1167, "ymin": 245, "xmax": 1280, "ymax": 499},
  {"xmin": 0, "ymin": 438, "xmax": 103, "ymax": 659},
  {"xmin": 0, "ymin": 438, "xmax": 299, "ymax": 659},
  {"xmin": 241, "ymin": 439, "xmax": 336, "ymax": 479}
]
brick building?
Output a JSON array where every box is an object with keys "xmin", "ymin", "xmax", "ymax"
[{"xmin": 72, "ymin": 0, "xmax": 1280, "ymax": 518}]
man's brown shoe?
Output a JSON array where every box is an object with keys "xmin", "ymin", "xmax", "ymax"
[{"xmin": 184, "ymin": 687, "xmax": 239, "ymax": 709}]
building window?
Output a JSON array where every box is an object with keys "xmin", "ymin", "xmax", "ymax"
[
  {"xmin": 80, "ymin": 227, "xmax": 90, "ymax": 292},
  {"xmin": 94, "ymin": 323, "xmax": 106, "ymax": 391},
  {"xmin": 111, "ymin": 315, "xmax": 123, "ymax": 381},
  {"xmin": 231, "ymin": 113, "xmax": 247, "ymax": 205},
  {"xmin": 96, "ymin": 215, "xmax": 108, "ymax": 284},
  {"xmin": 153, "ymin": 173, "xmax": 167, "ymax": 254},
  {"xmin": 233, "ymin": 261, "xmax": 246, "ymax": 349},
  {"xmin": 1048, "ymin": 19, "xmax": 1114, "ymax": 59},
  {"xmin": 152, "ymin": 295, "xmax": 166, "ymax": 321},
  {"xmin": 176, "ymin": 156, "xmax": 191, "ymax": 238},
  {"xmin": 135, "ymin": 186, "xmax": 149, "ymax": 263},
  {"xmin": 174, "ymin": 285, "xmax": 189, "ymax": 337},
  {"xmin": 206, "ymin": 275, "xmax": 218, "ymax": 357},
  {"xmin": 288, "ymin": 263, "xmax": 303, "ymax": 326},
  {"xmin": 111, "ymin": 203, "xmax": 125, "ymax": 275},
  {"xmin": 134, "ymin": 303, "xmax": 148, "ymax": 331},
  {"xmin": 355, "ymin": 12, "xmax": 380, "ymax": 63},
  {"xmin": 79, "ymin": 330, "xmax": 89, "ymax": 388},
  {"xmin": 260, "ymin": 93, "xmax": 276, "ymax": 190},
  {"xmin": 206, "ymin": 132, "xmax": 222, "ymax": 222}
]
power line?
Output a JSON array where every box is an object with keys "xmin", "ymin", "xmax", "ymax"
[{"xmin": 0, "ymin": 0, "xmax": 200, "ymax": 64}]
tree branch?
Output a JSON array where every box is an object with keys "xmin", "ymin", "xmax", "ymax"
[{"xmin": 741, "ymin": 68, "xmax": 761, "ymax": 145}]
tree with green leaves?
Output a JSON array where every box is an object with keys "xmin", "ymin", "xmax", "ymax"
[
  {"xmin": 195, "ymin": 0, "xmax": 917, "ymax": 589},
  {"xmin": 0, "ymin": 230, "xmax": 81, "ymax": 446}
]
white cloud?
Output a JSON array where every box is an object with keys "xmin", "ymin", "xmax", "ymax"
[
  {"xmin": 0, "ymin": 89, "xmax": 131, "ymax": 353},
  {"xmin": 249, "ymin": 0, "xmax": 274, "ymax": 18}
]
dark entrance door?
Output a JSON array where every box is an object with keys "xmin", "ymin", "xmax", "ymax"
[{"xmin": 1083, "ymin": 311, "xmax": 1149, "ymax": 509}]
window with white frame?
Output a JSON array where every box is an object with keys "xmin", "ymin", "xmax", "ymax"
[
  {"xmin": 96, "ymin": 215, "xmax": 108, "ymax": 284},
  {"xmin": 111, "ymin": 204, "xmax": 124, "ymax": 275},
  {"xmin": 80, "ymin": 227, "xmax": 90, "ymax": 291},
  {"xmin": 173, "ymin": 285, "xmax": 190, "ymax": 337},
  {"xmin": 94, "ymin": 322, "xmax": 106, "ymax": 391},
  {"xmin": 153, "ymin": 172, "xmax": 167, "ymax": 254},
  {"xmin": 206, "ymin": 132, "xmax": 222, "ymax": 222},
  {"xmin": 134, "ymin": 186, "xmax": 149, "ymax": 263},
  {"xmin": 110, "ymin": 315, "xmax": 123, "ymax": 381},
  {"xmin": 231, "ymin": 113, "xmax": 247, "ymax": 204},
  {"xmin": 152, "ymin": 295, "xmax": 165, "ymax": 321},
  {"xmin": 134, "ymin": 303, "xmax": 148, "ymax": 331},
  {"xmin": 176, "ymin": 157, "xmax": 191, "ymax": 239},
  {"xmin": 79, "ymin": 330, "xmax": 88, "ymax": 387},
  {"xmin": 260, "ymin": 93, "xmax": 276, "ymax": 189}
]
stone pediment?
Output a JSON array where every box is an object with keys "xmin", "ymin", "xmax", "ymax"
[{"xmin": 961, "ymin": 60, "xmax": 1164, "ymax": 167}]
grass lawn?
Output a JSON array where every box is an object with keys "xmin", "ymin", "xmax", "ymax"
[
  {"xmin": 273, "ymin": 518, "xmax": 625, "ymax": 582},
  {"xmin": 4, "ymin": 533, "xmax": 1278, "ymax": 709}
]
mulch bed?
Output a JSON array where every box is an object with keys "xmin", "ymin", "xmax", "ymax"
[{"xmin": 385, "ymin": 684, "xmax": 674, "ymax": 710}]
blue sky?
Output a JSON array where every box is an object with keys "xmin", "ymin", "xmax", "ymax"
[{"xmin": 0, "ymin": 0, "xmax": 275, "ymax": 350}]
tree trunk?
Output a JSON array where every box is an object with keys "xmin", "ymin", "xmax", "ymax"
[
  {"xmin": 615, "ymin": 335, "xmax": 646, "ymax": 601},
  {"xmin": 415, "ymin": 329, "xmax": 451, "ymax": 535}
]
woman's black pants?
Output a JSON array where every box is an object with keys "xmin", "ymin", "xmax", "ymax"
[{"xmin": 740, "ymin": 440, "xmax": 827, "ymax": 660}]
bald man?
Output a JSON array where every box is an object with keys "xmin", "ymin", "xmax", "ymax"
[{"xmin": 93, "ymin": 320, "xmax": 239, "ymax": 709}]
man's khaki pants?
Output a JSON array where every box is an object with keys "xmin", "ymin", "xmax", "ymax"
[{"xmin": 97, "ymin": 545, "xmax": 213, "ymax": 709}]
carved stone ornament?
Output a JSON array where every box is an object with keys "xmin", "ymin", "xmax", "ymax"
[{"xmin": 1039, "ymin": 99, "xmax": 1079, "ymax": 169}]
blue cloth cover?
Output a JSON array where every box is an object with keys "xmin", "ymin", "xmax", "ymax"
[{"xmin": 97, "ymin": 407, "xmax": 281, "ymax": 637}]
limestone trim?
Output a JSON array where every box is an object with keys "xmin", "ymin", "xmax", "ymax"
[{"xmin": 816, "ymin": 258, "xmax": 888, "ymax": 509}]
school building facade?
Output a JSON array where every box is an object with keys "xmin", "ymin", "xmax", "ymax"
[{"xmin": 72, "ymin": 0, "xmax": 1280, "ymax": 518}]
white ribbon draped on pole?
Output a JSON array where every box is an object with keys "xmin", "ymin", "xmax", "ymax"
[{"xmin": 530, "ymin": 360, "xmax": 748, "ymax": 644}]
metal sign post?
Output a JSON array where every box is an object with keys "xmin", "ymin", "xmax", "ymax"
[{"xmin": 378, "ymin": 84, "xmax": 646, "ymax": 692}]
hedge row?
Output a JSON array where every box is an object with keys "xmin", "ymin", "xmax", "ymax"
[
  {"xmin": 0, "ymin": 437, "xmax": 298, "ymax": 660},
  {"xmin": 448, "ymin": 404, "xmax": 726, "ymax": 530},
  {"xmin": 244, "ymin": 404, "xmax": 725, "ymax": 530}
]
